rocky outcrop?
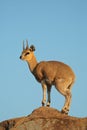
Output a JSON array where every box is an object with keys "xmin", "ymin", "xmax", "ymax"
[
  {"xmin": 0, "ymin": 117, "xmax": 25, "ymax": 130},
  {"xmin": 0, "ymin": 107, "xmax": 87, "ymax": 130}
]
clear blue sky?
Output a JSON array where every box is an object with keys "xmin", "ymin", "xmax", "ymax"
[{"xmin": 0, "ymin": 0, "xmax": 87, "ymax": 121}]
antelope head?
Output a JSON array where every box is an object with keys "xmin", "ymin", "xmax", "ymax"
[{"xmin": 20, "ymin": 40, "xmax": 35, "ymax": 62}]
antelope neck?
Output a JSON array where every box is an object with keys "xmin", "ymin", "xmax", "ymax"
[{"xmin": 27, "ymin": 55, "xmax": 38, "ymax": 73}]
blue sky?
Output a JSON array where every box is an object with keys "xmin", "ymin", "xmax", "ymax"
[{"xmin": 0, "ymin": 0, "xmax": 87, "ymax": 121}]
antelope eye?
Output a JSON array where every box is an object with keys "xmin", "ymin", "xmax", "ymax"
[{"xmin": 25, "ymin": 52, "xmax": 30, "ymax": 56}]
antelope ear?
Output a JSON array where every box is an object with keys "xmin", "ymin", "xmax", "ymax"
[{"xmin": 30, "ymin": 45, "xmax": 35, "ymax": 51}]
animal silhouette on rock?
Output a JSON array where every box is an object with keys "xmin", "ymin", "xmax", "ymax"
[{"xmin": 20, "ymin": 40, "xmax": 75, "ymax": 114}]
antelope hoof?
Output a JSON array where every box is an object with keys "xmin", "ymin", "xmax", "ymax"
[
  {"xmin": 42, "ymin": 100, "xmax": 46, "ymax": 106},
  {"xmin": 46, "ymin": 102, "xmax": 50, "ymax": 107},
  {"xmin": 42, "ymin": 103, "xmax": 45, "ymax": 106},
  {"xmin": 61, "ymin": 108, "xmax": 69, "ymax": 115}
]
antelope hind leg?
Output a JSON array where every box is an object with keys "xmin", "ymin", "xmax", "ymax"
[
  {"xmin": 61, "ymin": 90, "xmax": 72, "ymax": 114},
  {"xmin": 55, "ymin": 79, "xmax": 72, "ymax": 114}
]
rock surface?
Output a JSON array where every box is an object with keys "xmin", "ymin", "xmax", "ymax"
[{"xmin": 0, "ymin": 107, "xmax": 87, "ymax": 130}]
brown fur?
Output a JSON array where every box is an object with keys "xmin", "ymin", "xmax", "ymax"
[{"xmin": 20, "ymin": 42, "xmax": 75, "ymax": 114}]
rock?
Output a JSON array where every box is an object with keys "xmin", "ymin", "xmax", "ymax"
[
  {"xmin": 0, "ymin": 117, "xmax": 25, "ymax": 130},
  {"xmin": 0, "ymin": 107, "xmax": 87, "ymax": 130}
]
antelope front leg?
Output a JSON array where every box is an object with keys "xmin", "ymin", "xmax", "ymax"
[
  {"xmin": 41, "ymin": 81, "xmax": 47, "ymax": 106},
  {"xmin": 46, "ymin": 85, "xmax": 51, "ymax": 107}
]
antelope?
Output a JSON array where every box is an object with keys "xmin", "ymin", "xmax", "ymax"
[{"xmin": 20, "ymin": 40, "xmax": 75, "ymax": 114}]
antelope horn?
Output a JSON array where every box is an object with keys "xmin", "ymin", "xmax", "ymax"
[
  {"xmin": 23, "ymin": 40, "xmax": 25, "ymax": 50},
  {"xmin": 26, "ymin": 40, "xmax": 29, "ymax": 49}
]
